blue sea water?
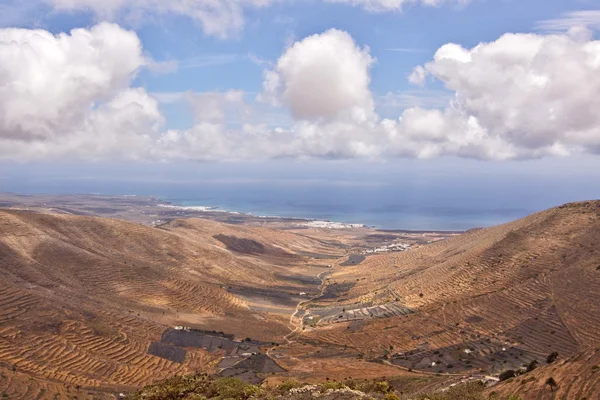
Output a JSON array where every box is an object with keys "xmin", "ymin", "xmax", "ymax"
[
  {"xmin": 161, "ymin": 183, "xmax": 529, "ymax": 231},
  {"xmin": 2, "ymin": 159, "xmax": 599, "ymax": 231}
]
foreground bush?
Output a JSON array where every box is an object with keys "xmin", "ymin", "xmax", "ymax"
[
  {"xmin": 127, "ymin": 374, "xmax": 406, "ymax": 400},
  {"xmin": 126, "ymin": 374, "xmax": 262, "ymax": 400},
  {"xmin": 128, "ymin": 374, "xmax": 523, "ymax": 400},
  {"xmin": 415, "ymin": 381, "xmax": 486, "ymax": 400}
]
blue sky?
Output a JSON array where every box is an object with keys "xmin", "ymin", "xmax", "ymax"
[{"xmin": 0, "ymin": 0, "xmax": 599, "ymax": 224}]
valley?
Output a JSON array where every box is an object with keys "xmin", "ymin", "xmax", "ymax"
[{"xmin": 0, "ymin": 195, "xmax": 598, "ymax": 399}]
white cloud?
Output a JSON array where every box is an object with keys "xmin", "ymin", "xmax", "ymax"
[
  {"xmin": 46, "ymin": 0, "xmax": 274, "ymax": 39},
  {"xmin": 0, "ymin": 23, "xmax": 144, "ymax": 141},
  {"xmin": 536, "ymin": 10, "xmax": 600, "ymax": 32},
  {"xmin": 408, "ymin": 65, "xmax": 427, "ymax": 85},
  {"xmin": 407, "ymin": 29, "xmax": 600, "ymax": 156},
  {"xmin": 187, "ymin": 91, "xmax": 248, "ymax": 124},
  {"xmin": 261, "ymin": 29, "xmax": 376, "ymax": 121},
  {"xmin": 0, "ymin": 23, "xmax": 163, "ymax": 160},
  {"xmin": 325, "ymin": 0, "xmax": 468, "ymax": 12},
  {"xmin": 379, "ymin": 89, "xmax": 453, "ymax": 110},
  {"xmin": 3, "ymin": 24, "xmax": 600, "ymax": 162}
]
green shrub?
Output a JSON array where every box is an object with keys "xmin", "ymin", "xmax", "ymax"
[
  {"xmin": 546, "ymin": 352, "xmax": 559, "ymax": 364},
  {"xmin": 499, "ymin": 370, "xmax": 516, "ymax": 382},
  {"xmin": 321, "ymin": 381, "xmax": 346, "ymax": 392},
  {"xmin": 126, "ymin": 375, "xmax": 261, "ymax": 400},
  {"xmin": 375, "ymin": 381, "xmax": 390, "ymax": 394},
  {"xmin": 526, "ymin": 359, "xmax": 538, "ymax": 372},
  {"xmin": 277, "ymin": 379, "xmax": 301, "ymax": 393},
  {"xmin": 208, "ymin": 377, "xmax": 262, "ymax": 400}
]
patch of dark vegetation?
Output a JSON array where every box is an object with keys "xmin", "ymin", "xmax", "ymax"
[
  {"xmin": 320, "ymin": 281, "xmax": 356, "ymax": 300},
  {"xmin": 364, "ymin": 234, "xmax": 401, "ymax": 243},
  {"xmin": 214, "ymin": 234, "xmax": 266, "ymax": 254},
  {"xmin": 340, "ymin": 254, "xmax": 366, "ymax": 266},
  {"xmin": 214, "ymin": 234, "xmax": 293, "ymax": 257},
  {"xmin": 295, "ymin": 251, "xmax": 341, "ymax": 259},
  {"xmin": 499, "ymin": 369, "xmax": 516, "ymax": 381},
  {"xmin": 228, "ymin": 285, "xmax": 307, "ymax": 309},
  {"xmin": 188, "ymin": 329, "xmax": 235, "ymax": 340},
  {"xmin": 546, "ymin": 351, "xmax": 559, "ymax": 364},
  {"xmin": 148, "ymin": 342, "xmax": 187, "ymax": 363},
  {"xmin": 127, "ymin": 375, "xmax": 263, "ymax": 400},
  {"xmin": 127, "ymin": 374, "xmax": 488, "ymax": 400},
  {"xmin": 526, "ymin": 359, "xmax": 538, "ymax": 372},
  {"xmin": 275, "ymin": 273, "xmax": 321, "ymax": 286}
]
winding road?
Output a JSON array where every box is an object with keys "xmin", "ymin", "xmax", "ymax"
[{"xmin": 266, "ymin": 268, "xmax": 332, "ymax": 357}]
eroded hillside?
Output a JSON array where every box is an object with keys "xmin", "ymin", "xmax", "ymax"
[
  {"xmin": 0, "ymin": 210, "xmax": 344, "ymax": 398},
  {"xmin": 0, "ymin": 201, "xmax": 599, "ymax": 399},
  {"xmin": 291, "ymin": 201, "xmax": 600, "ymax": 398}
]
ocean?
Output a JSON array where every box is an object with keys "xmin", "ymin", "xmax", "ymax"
[
  {"xmin": 2, "ymin": 159, "xmax": 599, "ymax": 231},
  {"xmin": 160, "ymin": 182, "xmax": 531, "ymax": 230}
]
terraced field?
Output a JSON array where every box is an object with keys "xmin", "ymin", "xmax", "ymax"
[
  {"xmin": 487, "ymin": 349, "xmax": 600, "ymax": 399},
  {"xmin": 0, "ymin": 201, "xmax": 598, "ymax": 398},
  {"xmin": 0, "ymin": 209, "xmax": 344, "ymax": 397},
  {"xmin": 316, "ymin": 301, "xmax": 414, "ymax": 325},
  {"xmin": 295, "ymin": 201, "xmax": 600, "ymax": 398}
]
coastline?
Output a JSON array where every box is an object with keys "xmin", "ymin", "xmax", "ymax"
[
  {"xmin": 157, "ymin": 201, "xmax": 369, "ymax": 230},
  {"xmin": 0, "ymin": 191, "xmax": 497, "ymax": 231}
]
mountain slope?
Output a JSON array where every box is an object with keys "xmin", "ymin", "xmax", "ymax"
[
  {"xmin": 0, "ymin": 202, "xmax": 599, "ymax": 399},
  {"xmin": 299, "ymin": 201, "xmax": 600, "ymax": 394},
  {"xmin": 0, "ymin": 210, "xmax": 341, "ymax": 398}
]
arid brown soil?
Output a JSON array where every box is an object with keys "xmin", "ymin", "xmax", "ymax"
[{"xmin": 0, "ymin": 199, "xmax": 598, "ymax": 399}]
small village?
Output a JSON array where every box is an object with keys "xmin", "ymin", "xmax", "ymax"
[{"xmin": 362, "ymin": 242, "xmax": 411, "ymax": 254}]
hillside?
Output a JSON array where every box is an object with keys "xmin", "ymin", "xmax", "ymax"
[
  {"xmin": 292, "ymin": 201, "xmax": 600, "ymax": 398},
  {"xmin": 0, "ymin": 201, "xmax": 599, "ymax": 399},
  {"xmin": 0, "ymin": 210, "xmax": 343, "ymax": 398}
]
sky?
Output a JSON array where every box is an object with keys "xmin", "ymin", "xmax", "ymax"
[{"xmin": 0, "ymin": 0, "xmax": 599, "ymax": 213}]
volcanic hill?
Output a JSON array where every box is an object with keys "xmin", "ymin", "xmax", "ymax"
[{"xmin": 0, "ymin": 201, "xmax": 598, "ymax": 399}]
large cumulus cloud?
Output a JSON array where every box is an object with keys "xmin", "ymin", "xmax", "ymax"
[
  {"xmin": 252, "ymin": 27, "xmax": 600, "ymax": 160},
  {"xmin": 404, "ymin": 27, "xmax": 600, "ymax": 157},
  {"xmin": 0, "ymin": 23, "xmax": 163, "ymax": 160},
  {"xmin": 2, "ymin": 23, "xmax": 600, "ymax": 162},
  {"xmin": 261, "ymin": 29, "xmax": 375, "ymax": 121}
]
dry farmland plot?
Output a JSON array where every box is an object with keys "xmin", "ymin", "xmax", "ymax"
[
  {"xmin": 295, "ymin": 202, "xmax": 600, "ymax": 393},
  {"xmin": 0, "ymin": 209, "xmax": 349, "ymax": 394},
  {"xmin": 0, "ymin": 200, "xmax": 599, "ymax": 397}
]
